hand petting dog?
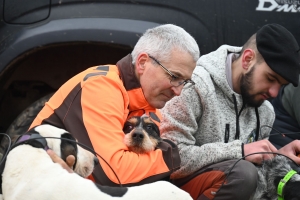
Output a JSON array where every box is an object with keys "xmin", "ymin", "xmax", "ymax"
[
  {"xmin": 47, "ymin": 149, "xmax": 75, "ymax": 173},
  {"xmin": 244, "ymin": 139, "xmax": 278, "ymax": 164},
  {"xmin": 278, "ymin": 140, "xmax": 300, "ymax": 164},
  {"xmin": 244, "ymin": 139, "xmax": 300, "ymax": 165}
]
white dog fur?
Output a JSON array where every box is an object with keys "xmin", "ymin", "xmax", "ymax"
[{"xmin": 1, "ymin": 124, "xmax": 192, "ymax": 200}]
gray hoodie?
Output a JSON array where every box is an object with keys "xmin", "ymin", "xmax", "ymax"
[{"xmin": 160, "ymin": 45, "xmax": 275, "ymax": 179}]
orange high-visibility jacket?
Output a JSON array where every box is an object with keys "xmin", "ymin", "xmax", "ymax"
[{"xmin": 30, "ymin": 54, "xmax": 180, "ymax": 186}]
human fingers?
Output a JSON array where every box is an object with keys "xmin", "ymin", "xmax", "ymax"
[
  {"xmin": 47, "ymin": 149, "xmax": 74, "ymax": 173},
  {"xmin": 251, "ymin": 153, "xmax": 275, "ymax": 164},
  {"xmin": 243, "ymin": 147, "xmax": 263, "ymax": 164},
  {"xmin": 247, "ymin": 154, "xmax": 263, "ymax": 165},
  {"xmin": 278, "ymin": 140, "xmax": 300, "ymax": 156},
  {"xmin": 266, "ymin": 140, "xmax": 278, "ymax": 153},
  {"xmin": 291, "ymin": 140, "xmax": 300, "ymax": 155},
  {"xmin": 66, "ymin": 155, "xmax": 76, "ymax": 169},
  {"xmin": 244, "ymin": 141, "xmax": 275, "ymax": 164},
  {"xmin": 261, "ymin": 141, "xmax": 277, "ymax": 159},
  {"xmin": 290, "ymin": 154, "xmax": 300, "ymax": 165},
  {"xmin": 262, "ymin": 152, "xmax": 275, "ymax": 161}
]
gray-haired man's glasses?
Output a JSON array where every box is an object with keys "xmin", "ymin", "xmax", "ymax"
[{"xmin": 149, "ymin": 55, "xmax": 195, "ymax": 88}]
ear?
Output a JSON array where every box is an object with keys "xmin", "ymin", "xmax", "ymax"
[
  {"xmin": 241, "ymin": 49, "xmax": 255, "ymax": 70},
  {"xmin": 135, "ymin": 53, "xmax": 148, "ymax": 74},
  {"xmin": 60, "ymin": 133, "xmax": 78, "ymax": 164}
]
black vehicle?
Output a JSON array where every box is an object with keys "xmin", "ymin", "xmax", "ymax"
[{"xmin": 0, "ymin": 0, "xmax": 299, "ymax": 145}]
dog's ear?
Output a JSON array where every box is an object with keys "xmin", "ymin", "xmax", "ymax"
[
  {"xmin": 60, "ymin": 133, "xmax": 77, "ymax": 167},
  {"xmin": 149, "ymin": 112, "xmax": 160, "ymax": 123}
]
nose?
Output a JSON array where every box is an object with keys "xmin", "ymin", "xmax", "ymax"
[
  {"xmin": 268, "ymin": 83, "xmax": 281, "ymax": 98},
  {"xmin": 94, "ymin": 156, "xmax": 99, "ymax": 166},
  {"xmin": 132, "ymin": 131, "xmax": 144, "ymax": 141},
  {"xmin": 171, "ymin": 86, "xmax": 183, "ymax": 96}
]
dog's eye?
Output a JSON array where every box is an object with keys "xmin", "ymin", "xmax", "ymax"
[
  {"xmin": 123, "ymin": 125, "xmax": 134, "ymax": 133},
  {"xmin": 146, "ymin": 124, "xmax": 153, "ymax": 130}
]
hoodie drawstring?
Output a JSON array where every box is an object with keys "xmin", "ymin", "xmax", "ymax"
[
  {"xmin": 231, "ymin": 94, "xmax": 260, "ymax": 141},
  {"xmin": 255, "ymin": 107, "xmax": 260, "ymax": 141}
]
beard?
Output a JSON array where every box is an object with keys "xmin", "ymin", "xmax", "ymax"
[{"xmin": 240, "ymin": 65, "xmax": 264, "ymax": 107}]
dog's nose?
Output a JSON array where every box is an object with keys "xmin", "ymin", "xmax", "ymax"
[
  {"xmin": 132, "ymin": 132, "xmax": 144, "ymax": 141},
  {"xmin": 94, "ymin": 157, "xmax": 99, "ymax": 166}
]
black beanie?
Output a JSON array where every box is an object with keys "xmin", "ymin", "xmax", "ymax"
[{"xmin": 256, "ymin": 24, "xmax": 300, "ymax": 86}]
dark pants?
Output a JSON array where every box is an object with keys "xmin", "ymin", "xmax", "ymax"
[{"xmin": 171, "ymin": 160, "xmax": 258, "ymax": 200}]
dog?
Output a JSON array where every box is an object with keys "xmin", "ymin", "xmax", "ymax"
[
  {"xmin": 249, "ymin": 155, "xmax": 300, "ymax": 200},
  {"xmin": 1, "ymin": 124, "xmax": 192, "ymax": 200},
  {"xmin": 123, "ymin": 115, "xmax": 161, "ymax": 154},
  {"xmin": 0, "ymin": 124, "xmax": 98, "ymax": 199}
]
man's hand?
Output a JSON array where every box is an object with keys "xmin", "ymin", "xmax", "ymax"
[
  {"xmin": 243, "ymin": 139, "xmax": 277, "ymax": 164},
  {"xmin": 278, "ymin": 140, "xmax": 300, "ymax": 164},
  {"xmin": 47, "ymin": 149, "xmax": 75, "ymax": 173}
]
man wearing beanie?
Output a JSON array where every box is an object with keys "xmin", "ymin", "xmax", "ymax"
[{"xmin": 160, "ymin": 24, "xmax": 300, "ymax": 199}]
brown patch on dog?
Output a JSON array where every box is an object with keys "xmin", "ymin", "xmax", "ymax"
[
  {"xmin": 143, "ymin": 117, "xmax": 153, "ymax": 124},
  {"xmin": 127, "ymin": 117, "xmax": 138, "ymax": 124}
]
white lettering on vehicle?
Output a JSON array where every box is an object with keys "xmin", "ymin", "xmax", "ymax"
[{"xmin": 256, "ymin": 0, "xmax": 300, "ymax": 12}]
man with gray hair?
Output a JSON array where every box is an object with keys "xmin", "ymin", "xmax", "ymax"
[{"xmin": 30, "ymin": 24, "xmax": 200, "ymax": 187}]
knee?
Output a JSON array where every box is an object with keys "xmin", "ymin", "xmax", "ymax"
[
  {"xmin": 238, "ymin": 160, "xmax": 258, "ymax": 185},
  {"xmin": 214, "ymin": 160, "xmax": 258, "ymax": 200},
  {"xmin": 232, "ymin": 160, "xmax": 258, "ymax": 192}
]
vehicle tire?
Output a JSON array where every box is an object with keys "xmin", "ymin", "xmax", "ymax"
[{"xmin": 0, "ymin": 93, "xmax": 54, "ymax": 156}]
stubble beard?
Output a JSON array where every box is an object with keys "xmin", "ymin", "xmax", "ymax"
[{"xmin": 240, "ymin": 66, "xmax": 264, "ymax": 107}]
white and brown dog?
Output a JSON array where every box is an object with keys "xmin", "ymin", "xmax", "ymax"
[{"xmin": 0, "ymin": 124, "xmax": 192, "ymax": 200}]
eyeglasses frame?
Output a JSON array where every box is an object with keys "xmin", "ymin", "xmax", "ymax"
[{"xmin": 148, "ymin": 55, "xmax": 195, "ymax": 87}]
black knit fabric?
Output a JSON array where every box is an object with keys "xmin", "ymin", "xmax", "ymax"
[{"xmin": 257, "ymin": 24, "xmax": 300, "ymax": 86}]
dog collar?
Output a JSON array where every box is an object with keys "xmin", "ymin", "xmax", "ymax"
[
  {"xmin": 277, "ymin": 169, "xmax": 297, "ymax": 200},
  {"xmin": 16, "ymin": 133, "xmax": 49, "ymax": 150}
]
